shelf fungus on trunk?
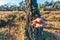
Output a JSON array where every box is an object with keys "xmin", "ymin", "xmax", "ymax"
[{"xmin": 32, "ymin": 18, "xmax": 44, "ymax": 28}]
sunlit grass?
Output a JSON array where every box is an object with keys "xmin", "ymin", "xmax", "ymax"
[{"xmin": 0, "ymin": 11, "xmax": 60, "ymax": 40}]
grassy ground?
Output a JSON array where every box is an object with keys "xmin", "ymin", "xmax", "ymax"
[{"xmin": 0, "ymin": 11, "xmax": 60, "ymax": 40}]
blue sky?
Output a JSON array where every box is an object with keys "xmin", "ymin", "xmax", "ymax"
[{"xmin": 0, "ymin": 0, "xmax": 59, "ymax": 6}]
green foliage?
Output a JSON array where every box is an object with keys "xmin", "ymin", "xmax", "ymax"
[
  {"xmin": 42, "ymin": 32, "xmax": 49, "ymax": 40},
  {"xmin": 0, "ymin": 32, "xmax": 4, "ymax": 40},
  {"xmin": 39, "ymin": 1, "xmax": 60, "ymax": 11},
  {"xmin": 0, "ymin": 1, "xmax": 25, "ymax": 11}
]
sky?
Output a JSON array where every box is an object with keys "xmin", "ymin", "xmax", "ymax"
[{"xmin": 0, "ymin": 0, "xmax": 59, "ymax": 6}]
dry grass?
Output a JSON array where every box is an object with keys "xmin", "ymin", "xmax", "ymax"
[
  {"xmin": 0, "ymin": 11, "xmax": 60, "ymax": 40},
  {"xmin": 0, "ymin": 11, "xmax": 26, "ymax": 40}
]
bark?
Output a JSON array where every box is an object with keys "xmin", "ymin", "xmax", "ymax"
[{"xmin": 25, "ymin": 0, "xmax": 43, "ymax": 40}]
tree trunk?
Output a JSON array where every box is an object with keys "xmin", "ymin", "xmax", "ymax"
[{"xmin": 25, "ymin": 0, "xmax": 43, "ymax": 40}]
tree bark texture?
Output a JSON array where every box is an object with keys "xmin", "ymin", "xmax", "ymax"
[{"xmin": 25, "ymin": 0, "xmax": 43, "ymax": 40}]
